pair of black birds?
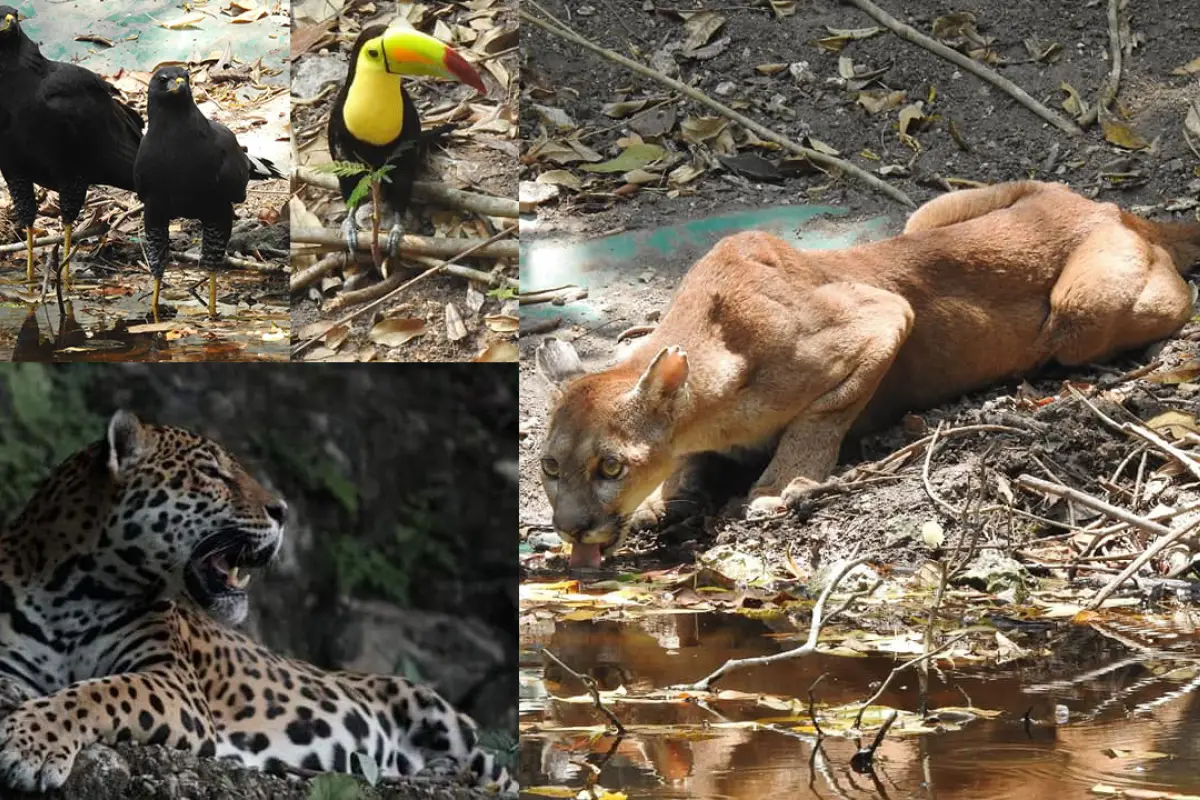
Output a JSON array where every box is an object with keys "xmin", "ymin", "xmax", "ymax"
[{"xmin": 0, "ymin": 6, "xmax": 281, "ymax": 321}]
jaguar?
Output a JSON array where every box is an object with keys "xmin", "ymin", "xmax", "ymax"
[{"xmin": 0, "ymin": 411, "xmax": 517, "ymax": 793}]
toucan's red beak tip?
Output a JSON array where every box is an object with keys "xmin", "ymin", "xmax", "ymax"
[{"xmin": 443, "ymin": 48, "xmax": 487, "ymax": 96}]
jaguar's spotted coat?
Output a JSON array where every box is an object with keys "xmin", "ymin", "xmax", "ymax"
[{"xmin": 0, "ymin": 411, "xmax": 517, "ymax": 794}]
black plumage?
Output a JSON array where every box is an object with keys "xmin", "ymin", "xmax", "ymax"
[
  {"xmin": 134, "ymin": 66, "xmax": 281, "ymax": 321},
  {"xmin": 0, "ymin": 6, "xmax": 142, "ymax": 287},
  {"xmin": 328, "ymin": 25, "xmax": 432, "ymax": 263}
]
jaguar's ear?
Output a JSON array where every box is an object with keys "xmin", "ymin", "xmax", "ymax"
[{"xmin": 107, "ymin": 410, "xmax": 146, "ymax": 477}]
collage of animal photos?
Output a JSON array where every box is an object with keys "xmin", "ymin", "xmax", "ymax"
[{"xmin": 3, "ymin": 0, "xmax": 1200, "ymax": 799}]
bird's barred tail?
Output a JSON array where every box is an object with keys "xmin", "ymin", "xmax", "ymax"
[{"xmin": 247, "ymin": 154, "xmax": 284, "ymax": 181}]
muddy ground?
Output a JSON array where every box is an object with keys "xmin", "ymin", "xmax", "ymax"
[
  {"xmin": 519, "ymin": 0, "xmax": 1200, "ymax": 572},
  {"xmin": 290, "ymin": 0, "xmax": 518, "ymax": 363}
]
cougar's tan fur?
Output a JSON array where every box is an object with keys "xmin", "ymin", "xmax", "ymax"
[{"xmin": 536, "ymin": 181, "xmax": 1200, "ymax": 566}]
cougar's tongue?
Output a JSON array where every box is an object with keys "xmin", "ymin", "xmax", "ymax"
[{"xmin": 568, "ymin": 541, "xmax": 604, "ymax": 569}]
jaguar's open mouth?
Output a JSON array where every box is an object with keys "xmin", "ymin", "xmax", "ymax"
[{"xmin": 184, "ymin": 529, "xmax": 277, "ymax": 604}]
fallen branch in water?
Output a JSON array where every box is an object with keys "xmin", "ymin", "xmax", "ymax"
[
  {"xmin": 683, "ymin": 555, "xmax": 878, "ymax": 691},
  {"xmin": 851, "ymin": 633, "xmax": 970, "ymax": 729},
  {"xmin": 542, "ymin": 648, "xmax": 625, "ymax": 735}
]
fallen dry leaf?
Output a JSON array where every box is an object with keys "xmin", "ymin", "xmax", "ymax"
[{"xmin": 368, "ymin": 317, "xmax": 427, "ymax": 347}]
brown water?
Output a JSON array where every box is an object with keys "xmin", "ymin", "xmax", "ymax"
[
  {"xmin": 0, "ymin": 269, "xmax": 288, "ymax": 362},
  {"xmin": 520, "ymin": 610, "xmax": 1200, "ymax": 799}
]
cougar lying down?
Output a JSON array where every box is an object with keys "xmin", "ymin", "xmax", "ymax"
[{"xmin": 535, "ymin": 181, "xmax": 1200, "ymax": 568}]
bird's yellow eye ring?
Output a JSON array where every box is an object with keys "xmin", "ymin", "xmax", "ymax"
[
  {"xmin": 541, "ymin": 458, "xmax": 560, "ymax": 478},
  {"xmin": 598, "ymin": 456, "xmax": 624, "ymax": 480}
]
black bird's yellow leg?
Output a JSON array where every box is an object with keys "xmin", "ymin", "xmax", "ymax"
[
  {"xmin": 24, "ymin": 228, "xmax": 34, "ymax": 284},
  {"xmin": 200, "ymin": 215, "xmax": 232, "ymax": 320},
  {"xmin": 60, "ymin": 223, "xmax": 72, "ymax": 292},
  {"xmin": 144, "ymin": 211, "xmax": 172, "ymax": 324},
  {"xmin": 151, "ymin": 277, "xmax": 162, "ymax": 324}
]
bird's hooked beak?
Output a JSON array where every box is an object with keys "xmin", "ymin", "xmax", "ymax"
[
  {"xmin": 167, "ymin": 75, "xmax": 187, "ymax": 93},
  {"xmin": 379, "ymin": 26, "xmax": 486, "ymax": 95},
  {"xmin": 0, "ymin": 13, "xmax": 15, "ymax": 33}
]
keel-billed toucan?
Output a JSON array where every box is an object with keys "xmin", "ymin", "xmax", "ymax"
[
  {"xmin": 0, "ymin": 6, "xmax": 143, "ymax": 291},
  {"xmin": 134, "ymin": 66, "xmax": 282, "ymax": 322},
  {"xmin": 327, "ymin": 23, "xmax": 486, "ymax": 261}
]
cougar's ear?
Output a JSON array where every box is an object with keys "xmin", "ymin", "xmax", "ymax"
[
  {"xmin": 536, "ymin": 337, "xmax": 586, "ymax": 391},
  {"xmin": 630, "ymin": 346, "xmax": 689, "ymax": 410},
  {"xmin": 107, "ymin": 410, "xmax": 147, "ymax": 478}
]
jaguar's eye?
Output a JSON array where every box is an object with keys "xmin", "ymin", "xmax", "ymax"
[
  {"xmin": 598, "ymin": 456, "xmax": 624, "ymax": 480},
  {"xmin": 541, "ymin": 457, "xmax": 559, "ymax": 478},
  {"xmin": 197, "ymin": 463, "xmax": 222, "ymax": 480}
]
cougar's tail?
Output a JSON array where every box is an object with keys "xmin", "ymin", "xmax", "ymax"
[
  {"xmin": 1121, "ymin": 211, "xmax": 1200, "ymax": 274},
  {"xmin": 903, "ymin": 181, "xmax": 1047, "ymax": 235}
]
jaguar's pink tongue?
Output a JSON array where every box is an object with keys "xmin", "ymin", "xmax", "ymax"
[{"xmin": 568, "ymin": 542, "xmax": 604, "ymax": 569}]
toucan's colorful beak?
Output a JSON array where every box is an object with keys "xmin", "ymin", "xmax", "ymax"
[{"xmin": 380, "ymin": 26, "xmax": 487, "ymax": 96}]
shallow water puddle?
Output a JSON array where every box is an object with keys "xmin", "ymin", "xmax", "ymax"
[
  {"xmin": 520, "ymin": 603, "xmax": 1200, "ymax": 800},
  {"xmin": 0, "ymin": 271, "xmax": 288, "ymax": 362}
]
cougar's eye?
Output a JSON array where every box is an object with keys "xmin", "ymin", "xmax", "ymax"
[
  {"xmin": 598, "ymin": 456, "xmax": 624, "ymax": 480},
  {"xmin": 541, "ymin": 457, "xmax": 560, "ymax": 478}
]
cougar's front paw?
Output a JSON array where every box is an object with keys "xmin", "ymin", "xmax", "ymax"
[
  {"xmin": 780, "ymin": 476, "xmax": 826, "ymax": 508},
  {"xmin": 0, "ymin": 703, "xmax": 84, "ymax": 792},
  {"xmin": 745, "ymin": 493, "xmax": 786, "ymax": 521},
  {"xmin": 629, "ymin": 496, "xmax": 668, "ymax": 532}
]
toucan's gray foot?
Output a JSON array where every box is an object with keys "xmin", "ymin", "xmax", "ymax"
[{"xmin": 341, "ymin": 215, "xmax": 360, "ymax": 262}]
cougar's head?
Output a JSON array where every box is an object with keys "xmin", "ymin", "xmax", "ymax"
[{"xmin": 536, "ymin": 338, "xmax": 690, "ymax": 569}]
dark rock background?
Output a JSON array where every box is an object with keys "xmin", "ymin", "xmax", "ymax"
[{"xmin": 0, "ymin": 364, "xmax": 517, "ymax": 798}]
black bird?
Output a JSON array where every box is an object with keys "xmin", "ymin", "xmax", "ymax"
[
  {"xmin": 327, "ymin": 24, "xmax": 485, "ymax": 264},
  {"xmin": 134, "ymin": 66, "xmax": 282, "ymax": 321},
  {"xmin": 0, "ymin": 6, "xmax": 142, "ymax": 288}
]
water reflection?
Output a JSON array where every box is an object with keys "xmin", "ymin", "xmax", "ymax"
[{"xmin": 520, "ymin": 611, "xmax": 1200, "ymax": 799}]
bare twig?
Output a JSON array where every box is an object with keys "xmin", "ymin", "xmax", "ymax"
[
  {"xmin": 292, "ymin": 225, "xmax": 517, "ymax": 357},
  {"xmin": 0, "ymin": 222, "xmax": 107, "ymax": 254},
  {"xmin": 291, "ymin": 228, "xmax": 519, "ymax": 261},
  {"xmin": 808, "ymin": 673, "xmax": 829, "ymax": 739},
  {"xmin": 1069, "ymin": 386, "xmax": 1200, "ymax": 482},
  {"xmin": 174, "ymin": 250, "xmax": 286, "ymax": 274},
  {"xmin": 323, "ymin": 255, "xmax": 516, "ymax": 313},
  {"xmin": 1089, "ymin": 516, "xmax": 1200, "ymax": 608},
  {"xmin": 542, "ymin": 648, "xmax": 626, "ymax": 735},
  {"xmin": 921, "ymin": 421, "xmax": 959, "ymax": 517},
  {"xmin": 1015, "ymin": 475, "xmax": 1174, "ymax": 538},
  {"xmin": 851, "ymin": 633, "xmax": 971, "ymax": 729},
  {"xmin": 521, "ymin": 2, "xmax": 916, "ymax": 208},
  {"xmin": 865, "ymin": 425, "xmax": 1032, "ymax": 474},
  {"xmin": 293, "ymin": 167, "xmax": 520, "ymax": 219},
  {"xmin": 1079, "ymin": 0, "xmax": 1124, "ymax": 127},
  {"xmin": 683, "ymin": 555, "xmax": 876, "ymax": 690},
  {"xmin": 839, "ymin": 0, "xmax": 1082, "ymax": 136}
]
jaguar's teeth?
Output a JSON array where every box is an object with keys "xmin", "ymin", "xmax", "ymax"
[{"xmin": 226, "ymin": 566, "xmax": 251, "ymax": 589}]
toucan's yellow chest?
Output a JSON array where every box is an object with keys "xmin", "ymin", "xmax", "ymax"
[{"xmin": 342, "ymin": 71, "xmax": 406, "ymax": 146}]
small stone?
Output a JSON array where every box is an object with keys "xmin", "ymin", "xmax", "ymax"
[
  {"xmin": 639, "ymin": 269, "xmax": 655, "ymax": 283},
  {"xmin": 715, "ymin": 81, "xmax": 737, "ymax": 96}
]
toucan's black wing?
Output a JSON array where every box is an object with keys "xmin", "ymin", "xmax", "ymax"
[{"xmin": 38, "ymin": 61, "xmax": 143, "ymax": 191}]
